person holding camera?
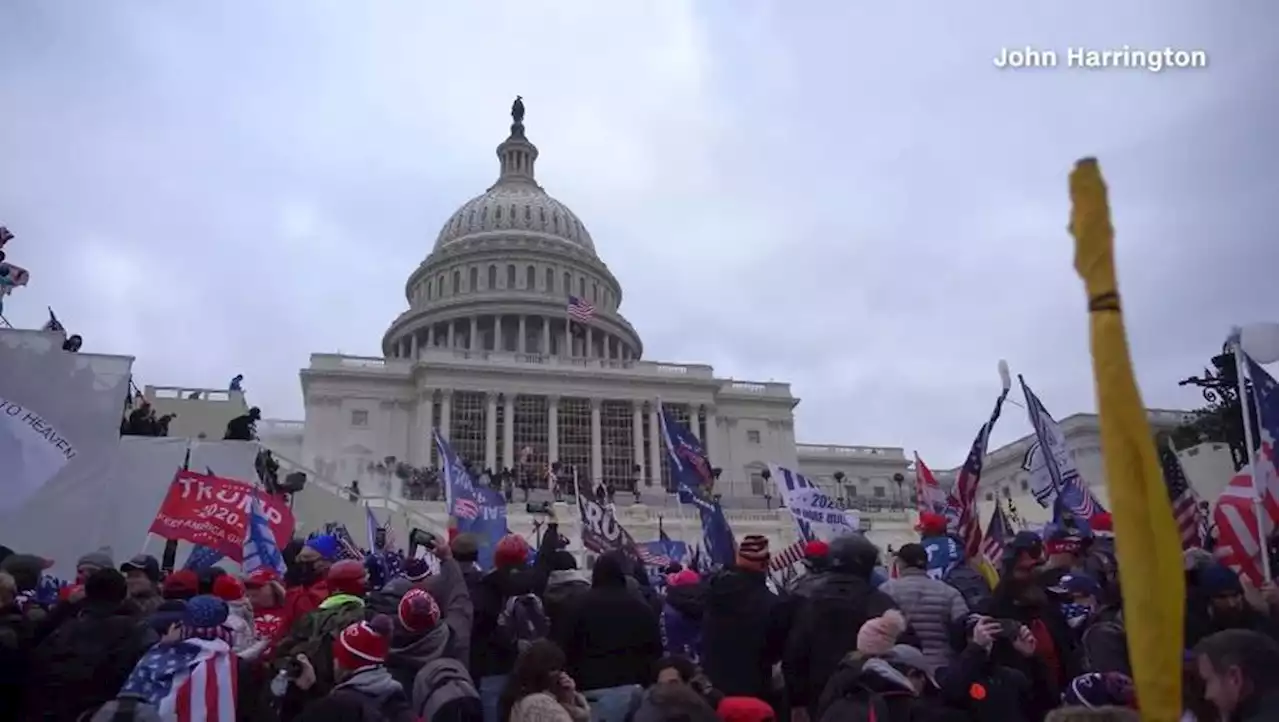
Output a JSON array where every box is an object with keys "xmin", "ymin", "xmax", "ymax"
[
  {"xmin": 934, "ymin": 614, "xmax": 1057, "ymax": 722},
  {"xmin": 287, "ymin": 615, "xmax": 415, "ymax": 722}
]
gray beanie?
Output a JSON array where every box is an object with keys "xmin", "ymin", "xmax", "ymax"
[{"xmin": 77, "ymin": 550, "xmax": 115, "ymax": 571}]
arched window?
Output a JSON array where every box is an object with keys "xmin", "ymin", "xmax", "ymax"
[
  {"xmin": 526, "ymin": 265, "xmax": 535, "ymax": 289},
  {"xmin": 437, "ymin": 274, "xmax": 444, "ymax": 294},
  {"xmin": 563, "ymin": 272, "xmax": 571, "ymax": 296},
  {"xmin": 426, "ymin": 280, "xmax": 433, "ymax": 299},
  {"xmin": 452, "ymin": 270, "xmax": 461, "ymax": 293},
  {"xmin": 488, "ymin": 265, "xmax": 497, "ymax": 288},
  {"xmin": 545, "ymin": 268, "xmax": 554, "ymax": 292},
  {"xmin": 469, "ymin": 267, "xmax": 478, "ymax": 292},
  {"xmin": 592, "ymin": 282, "xmax": 598, "ymax": 303},
  {"xmin": 578, "ymin": 277, "xmax": 586, "ymax": 298},
  {"xmin": 506, "ymin": 264, "xmax": 516, "ymax": 287}
]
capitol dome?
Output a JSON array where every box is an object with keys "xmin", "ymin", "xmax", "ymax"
[{"xmin": 383, "ymin": 98, "xmax": 643, "ymax": 362}]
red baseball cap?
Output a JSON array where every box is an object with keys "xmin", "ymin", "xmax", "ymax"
[{"xmin": 244, "ymin": 568, "xmax": 279, "ymax": 588}]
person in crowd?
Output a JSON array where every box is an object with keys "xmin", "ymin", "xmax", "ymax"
[
  {"xmin": 146, "ymin": 598, "xmax": 188, "ymax": 637},
  {"xmin": 629, "ymin": 679, "xmax": 720, "ymax": 722},
  {"xmin": 499, "ymin": 640, "xmax": 591, "ymax": 722},
  {"xmin": 783, "ymin": 533, "xmax": 898, "ymax": 716},
  {"xmin": 785, "ymin": 541, "xmax": 831, "ymax": 600},
  {"xmin": 1059, "ymin": 672, "xmax": 1136, "ymax": 711},
  {"xmin": 983, "ymin": 535, "xmax": 1079, "ymax": 690},
  {"xmin": 283, "ymin": 534, "xmax": 341, "ymax": 630},
  {"xmin": 1192, "ymin": 628, "xmax": 1277, "ymax": 722},
  {"xmin": 275, "ymin": 558, "xmax": 373, "ymax": 714},
  {"xmin": 120, "ymin": 554, "xmax": 164, "ymax": 615},
  {"xmin": 25, "ymin": 568, "xmax": 158, "ymax": 721},
  {"xmin": 76, "ymin": 549, "xmax": 115, "ymax": 585},
  {"xmin": 812, "ymin": 632, "xmax": 961, "ymax": 722},
  {"xmin": 245, "ymin": 567, "xmax": 289, "ymax": 660},
  {"xmin": 1040, "ymin": 528, "xmax": 1089, "ymax": 589},
  {"xmin": 1051, "ymin": 573, "xmax": 1128, "ymax": 675},
  {"xmin": 213, "ymin": 573, "xmax": 267, "ymax": 658},
  {"xmin": 878, "ymin": 543, "xmax": 969, "ymax": 673},
  {"xmin": 366, "ymin": 555, "xmax": 432, "ymax": 618},
  {"xmin": 648, "ymin": 654, "xmax": 724, "ymax": 709},
  {"xmin": 935, "ymin": 613, "xmax": 1054, "ymax": 722},
  {"xmin": 1185, "ymin": 564, "xmax": 1277, "ymax": 647},
  {"xmin": 543, "ymin": 549, "xmax": 591, "ymax": 643},
  {"xmin": 0, "ymin": 570, "xmax": 38, "ymax": 721},
  {"xmin": 292, "ymin": 615, "xmax": 416, "ymax": 722},
  {"xmin": 96, "ymin": 594, "xmax": 269, "ymax": 721},
  {"xmin": 1044, "ymin": 707, "xmax": 1140, "ymax": 722},
  {"xmin": 557, "ymin": 551, "xmax": 662, "ymax": 721},
  {"xmin": 915, "ymin": 512, "xmax": 991, "ymax": 610},
  {"xmin": 224, "ymin": 405, "xmax": 261, "ymax": 441},
  {"xmin": 162, "ymin": 568, "xmax": 201, "ymax": 601},
  {"xmin": 387, "ymin": 537, "xmax": 473, "ymax": 688},
  {"xmin": 230, "ymin": 373, "xmax": 244, "ymax": 392},
  {"xmin": 660, "ymin": 568, "xmax": 705, "ymax": 663},
  {"xmin": 471, "ymin": 517, "xmax": 560, "ymax": 722},
  {"xmin": 703, "ymin": 535, "xmax": 789, "ymax": 713},
  {"xmin": 0, "ymin": 551, "xmax": 57, "ymax": 611}
]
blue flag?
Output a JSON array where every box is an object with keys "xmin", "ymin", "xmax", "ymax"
[
  {"xmin": 435, "ymin": 429, "xmax": 508, "ymax": 570},
  {"xmin": 1019, "ymin": 376, "xmax": 1106, "ymax": 520},
  {"xmin": 183, "ymin": 545, "xmax": 224, "ymax": 572},
  {"xmin": 658, "ymin": 408, "xmax": 736, "ymax": 568}
]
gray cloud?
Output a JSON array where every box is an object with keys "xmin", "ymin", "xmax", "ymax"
[{"xmin": 1, "ymin": 1, "xmax": 1274, "ymax": 466}]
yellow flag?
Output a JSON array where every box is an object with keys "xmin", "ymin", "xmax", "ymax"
[{"xmin": 1068, "ymin": 158, "xmax": 1184, "ymax": 722}]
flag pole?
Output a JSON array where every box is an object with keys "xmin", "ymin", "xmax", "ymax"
[{"xmin": 1230, "ymin": 335, "xmax": 1274, "ymax": 582}]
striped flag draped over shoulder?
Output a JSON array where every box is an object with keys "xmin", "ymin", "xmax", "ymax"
[{"xmin": 119, "ymin": 638, "xmax": 238, "ymax": 722}]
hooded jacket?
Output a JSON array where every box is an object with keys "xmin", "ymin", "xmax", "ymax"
[
  {"xmin": 703, "ymin": 567, "xmax": 788, "ymax": 701},
  {"xmin": 559, "ymin": 555, "xmax": 663, "ymax": 692},
  {"xmin": 544, "ymin": 569, "xmax": 591, "ymax": 643},
  {"xmin": 469, "ymin": 523, "xmax": 559, "ymax": 678},
  {"xmin": 295, "ymin": 666, "xmax": 414, "ymax": 722},
  {"xmin": 386, "ymin": 556, "xmax": 473, "ymax": 691}
]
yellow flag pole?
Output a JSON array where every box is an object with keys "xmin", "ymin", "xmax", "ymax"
[{"xmin": 1068, "ymin": 158, "xmax": 1184, "ymax": 722}]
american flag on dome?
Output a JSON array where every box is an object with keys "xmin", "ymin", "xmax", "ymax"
[
  {"xmin": 118, "ymin": 638, "xmax": 238, "ymax": 722},
  {"xmin": 1157, "ymin": 437, "xmax": 1203, "ymax": 550},
  {"xmin": 980, "ymin": 504, "xmax": 1013, "ymax": 568},
  {"xmin": 567, "ymin": 295, "xmax": 595, "ymax": 322}
]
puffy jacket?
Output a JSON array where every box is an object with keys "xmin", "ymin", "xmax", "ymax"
[{"xmin": 878, "ymin": 568, "xmax": 968, "ymax": 673}]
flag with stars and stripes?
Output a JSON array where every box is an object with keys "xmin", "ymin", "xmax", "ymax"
[
  {"xmin": 980, "ymin": 505, "xmax": 1013, "ymax": 568},
  {"xmin": 1239, "ymin": 346, "xmax": 1279, "ymax": 509},
  {"xmin": 435, "ymin": 429, "xmax": 480, "ymax": 520},
  {"xmin": 948, "ymin": 385, "xmax": 1011, "ymax": 560},
  {"xmin": 321, "ymin": 524, "xmax": 364, "ymax": 560},
  {"xmin": 1158, "ymin": 438, "xmax": 1203, "ymax": 550},
  {"xmin": 118, "ymin": 638, "xmax": 238, "ymax": 722},
  {"xmin": 567, "ymin": 295, "xmax": 595, "ymax": 322},
  {"xmin": 242, "ymin": 494, "xmax": 287, "ymax": 577}
]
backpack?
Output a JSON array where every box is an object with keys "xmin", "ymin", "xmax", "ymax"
[
  {"xmin": 815, "ymin": 662, "xmax": 908, "ymax": 722},
  {"xmin": 496, "ymin": 594, "xmax": 549, "ymax": 654},
  {"xmin": 275, "ymin": 600, "xmax": 367, "ymax": 694},
  {"xmin": 413, "ymin": 658, "xmax": 483, "ymax": 722}
]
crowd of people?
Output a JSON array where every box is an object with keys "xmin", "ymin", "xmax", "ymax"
[{"xmin": 0, "ymin": 504, "xmax": 1276, "ymax": 722}]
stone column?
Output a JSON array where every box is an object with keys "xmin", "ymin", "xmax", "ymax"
[
  {"xmin": 689, "ymin": 405, "xmax": 701, "ymax": 439},
  {"xmin": 632, "ymin": 401, "xmax": 645, "ymax": 483},
  {"xmin": 415, "ymin": 389, "xmax": 435, "ymax": 466},
  {"xmin": 409, "ymin": 332, "xmax": 418, "ymax": 360},
  {"xmin": 590, "ymin": 398, "xmax": 603, "ymax": 487},
  {"xmin": 704, "ymin": 405, "xmax": 717, "ymax": 466},
  {"xmin": 585, "ymin": 326, "xmax": 594, "ymax": 359},
  {"xmin": 470, "ymin": 318, "xmax": 480, "ymax": 351},
  {"xmin": 548, "ymin": 395, "xmax": 560, "ymax": 464},
  {"xmin": 563, "ymin": 319, "xmax": 571, "ymax": 358},
  {"xmin": 494, "ymin": 315, "xmax": 504, "ymax": 351},
  {"xmin": 648, "ymin": 405, "xmax": 662, "ymax": 488},
  {"xmin": 517, "ymin": 316, "xmax": 527, "ymax": 353},
  {"xmin": 484, "ymin": 393, "xmax": 498, "ymax": 470},
  {"xmin": 446, "ymin": 321, "xmax": 456, "ymax": 349},
  {"xmin": 541, "ymin": 317, "xmax": 551, "ymax": 356},
  {"xmin": 426, "ymin": 325, "xmax": 435, "ymax": 348},
  {"xmin": 439, "ymin": 390, "xmax": 452, "ymax": 440},
  {"xmin": 503, "ymin": 394, "xmax": 516, "ymax": 470}
]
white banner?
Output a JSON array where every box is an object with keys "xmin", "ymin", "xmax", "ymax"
[
  {"xmin": 769, "ymin": 464, "xmax": 859, "ymax": 540},
  {"xmin": 0, "ymin": 329, "xmax": 133, "ymax": 516}
]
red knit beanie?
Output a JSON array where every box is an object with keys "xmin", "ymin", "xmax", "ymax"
[
  {"xmin": 326, "ymin": 560, "xmax": 368, "ymax": 597},
  {"xmin": 212, "ymin": 574, "xmax": 245, "ymax": 602},
  {"xmin": 332, "ymin": 615, "xmax": 393, "ymax": 671},
  {"xmin": 716, "ymin": 696, "xmax": 775, "ymax": 722},
  {"xmin": 916, "ymin": 512, "xmax": 948, "ymax": 536},
  {"xmin": 397, "ymin": 588, "xmax": 441, "ymax": 633},
  {"xmin": 493, "ymin": 534, "xmax": 530, "ymax": 569}
]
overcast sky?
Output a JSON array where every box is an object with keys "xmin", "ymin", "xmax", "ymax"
[{"xmin": 1, "ymin": 2, "xmax": 1275, "ymax": 466}]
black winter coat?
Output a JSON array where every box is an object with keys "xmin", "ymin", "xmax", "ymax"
[
  {"xmin": 558, "ymin": 581, "xmax": 662, "ymax": 691},
  {"xmin": 467, "ymin": 524, "xmax": 558, "ymax": 679},
  {"xmin": 937, "ymin": 642, "xmax": 1052, "ymax": 722},
  {"xmin": 701, "ymin": 568, "xmax": 788, "ymax": 702}
]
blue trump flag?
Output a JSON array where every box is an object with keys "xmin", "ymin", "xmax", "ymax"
[
  {"xmin": 658, "ymin": 407, "xmax": 736, "ymax": 568},
  {"xmin": 434, "ymin": 429, "xmax": 508, "ymax": 570}
]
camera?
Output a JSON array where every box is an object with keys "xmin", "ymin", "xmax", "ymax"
[
  {"xmin": 997, "ymin": 618, "xmax": 1023, "ymax": 639},
  {"xmin": 409, "ymin": 527, "xmax": 439, "ymax": 556},
  {"xmin": 526, "ymin": 501, "xmax": 552, "ymax": 515}
]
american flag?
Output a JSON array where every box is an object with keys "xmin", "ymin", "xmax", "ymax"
[
  {"xmin": 323, "ymin": 524, "xmax": 364, "ymax": 560},
  {"xmin": 435, "ymin": 429, "xmax": 480, "ymax": 520},
  {"xmin": 949, "ymin": 387, "xmax": 1010, "ymax": 559},
  {"xmin": 118, "ymin": 638, "xmax": 238, "ymax": 722},
  {"xmin": 980, "ymin": 505, "xmax": 1013, "ymax": 568},
  {"xmin": 635, "ymin": 545, "xmax": 671, "ymax": 568},
  {"xmin": 1157, "ymin": 438, "xmax": 1202, "ymax": 550},
  {"xmin": 1213, "ymin": 469, "xmax": 1279, "ymax": 585},
  {"xmin": 567, "ymin": 295, "xmax": 595, "ymax": 322}
]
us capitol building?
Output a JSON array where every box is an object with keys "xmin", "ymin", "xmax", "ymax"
[{"xmin": 208, "ymin": 101, "xmax": 1221, "ymax": 557}]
